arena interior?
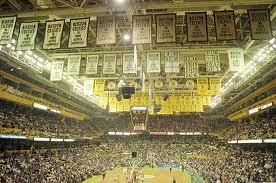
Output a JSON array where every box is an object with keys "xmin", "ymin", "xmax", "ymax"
[{"xmin": 0, "ymin": 0, "xmax": 275, "ymax": 182}]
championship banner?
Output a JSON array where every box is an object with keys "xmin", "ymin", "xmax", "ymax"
[
  {"xmin": 165, "ymin": 51, "xmax": 180, "ymax": 73},
  {"xmin": 123, "ymin": 53, "xmax": 136, "ymax": 74},
  {"xmin": 86, "ymin": 55, "xmax": 99, "ymax": 74},
  {"xmin": 248, "ymin": 9, "xmax": 272, "ymax": 40},
  {"xmin": 50, "ymin": 61, "xmax": 64, "ymax": 81},
  {"xmin": 83, "ymin": 80, "xmax": 94, "ymax": 96},
  {"xmin": 186, "ymin": 12, "xmax": 208, "ymax": 42},
  {"xmin": 156, "ymin": 14, "xmax": 176, "ymax": 43},
  {"xmin": 132, "ymin": 15, "xmax": 152, "ymax": 44},
  {"xmin": 147, "ymin": 52, "xmax": 161, "ymax": 73},
  {"xmin": 202, "ymin": 95, "xmax": 211, "ymax": 106},
  {"xmin": 197, "ymin": 78, "xmax": 209, "ymax": 95},
  {"xmin": 43, "ymin": 20, "xmax": 64, "ymax": 49},
  {"xmin": 227, "ymin": 48, "xmax": 244, "ymax": 72},
  {"xmin": 0, "ymin": 16, "xmax": 16, "ymax": 45},
  {"xmin": 213, "ymin": 11, "xmax": 236, "ymax": 40},
  {"xmin": 194, "ymin": 95, "xmax": 203, "ymax": 112},
  {"xmin": 68, "ymin": 18, "xmax": 90, "ymax": 48},
  {"xmin": 96, "ymin": 16, "xmax": 116, "ymax": 44},
  {"xmin": 103, "ymin": 54, "xmax": 117, "ymax": 74},
  {"xmin": 209, "ymin": 78, "xmax": 221, "ymax": 95},
  {"xmin": 184, "ymin": 56, "xmax": 199, "ymax": 78},
  {"xmin": 16, "ymin": 22, "xmax": 38, "ymax": 50},
  {"xmin": 205, "ymin": 50, "xmax": 221, "ymax": 72},
  {"xmin": 93, "ymin": 80, "xmax": 105, "ymax": 95},
  {"xmin": 67, "ymin": 55, "xmax": 81, "ymax": 75}
]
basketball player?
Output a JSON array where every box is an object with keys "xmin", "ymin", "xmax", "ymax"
[{"xmin": 173, "ymin": 175, "xmax": 176, "ymax": 183}]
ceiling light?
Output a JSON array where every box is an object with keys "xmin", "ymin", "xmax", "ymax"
[
  {"xmin": 269, "ymin": 38, "xmax": 275, "ymax": 44},
  {"xmin": 27, "ymin": 50, "xmax": 33, "ymax": 55},
  {"xmin": 11, "ymin": 39, "xmax": 16, "ymax": 44},
  {"xmin": 17, "ymin": 51, "xmax": 23, "ymax": 55},
  {"xmin": 7, "ymin": 44, "xmax": 11, "ymax": 48},
  {"xmin": 116, "ymin": 0, "xmax": 125, "ymax": 3},
  {"xmin": 123, "ymin": 34, "xmax": 130, "ymax": 41}
]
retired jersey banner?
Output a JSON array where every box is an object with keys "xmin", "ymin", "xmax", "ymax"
[
  {"xmin": 68, "ymin": 18, "xmax": 89, "ymax": 48},
  {"xmin": 205, "ymin": 50, "xmax": 221, "ymax": 72},
  {"xmin": 43, "ymin": 20, "xmax": 64, "ymax": 49},
  {"xmin": 86, "ymin": 55, "xmax": 99, "ymax": 74},
  {"xmin": 186, "ymin": 12, "xmax": 208, "ymax": 42},
  {"xmin": 184, "ymin": 56, "xmax": 199, "ymax": 78},
  {"xmin": 103, "ymin": 54, "xmax": 117, "ymax": 74},
  {"xmin": 213, "ymin": 11, "xmax": 236, "ymax": 40},
  {"xmin": 0, "ymin": 16, "xmax": 16, "ymax": 45},
  {"xmin": 209, "ymin": 78, "xmax": 221, "ymax": 95},
  {"xmin": 93, "ymin": 80, "xmax": 105, "ymax": 95},
  {"xmin": 197, "ymin": 78, "xmax": 209, "ymax": 95},
  {"xmin": 83, "ymin": 80, "xmax": 94, "ymax": 96},
  {"xmin": 156, "ymin": 14, "xmax": 176, "ymax": 43},
  {"xmin": 248, "ymin": 9, "xmax": 272, "ymax": 40},
  {"xmin": 165, "ymin": 51, "xmax": 180, "ymax": 73},
  {"xmin": 96, "ymin": 16, "xmax": 116, "ymax": 44},
  {"xmin": 227, "ymin": 48, "xmax": 244, "ymax": 72},
  {"xmin": 50, "ymin": 61, "xmax": 64, "ymax": 81},
  {"xmin": 147, "ymin": 52, "xmax": 161, "ymax": 73},
  {"xmin": 123, "ymin": 53, "xmax": 136, "ymax": 74},
  {"xmin": 16, "ymin": 22, "xmax": 38, "ymax": 50},
  {"xmin": 67, "ymin": 55, "xmax": 81, "ymax": 75},
  {"xmin": 132, "ymin": 15, "xmax": 152, "ymax": 44}
]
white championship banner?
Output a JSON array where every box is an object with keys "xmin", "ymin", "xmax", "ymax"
[
  {"xmin": 0, "ymin": 16, "xmax": 16, "ymax": 45},
  {"xmin": 86, "ymin": 55, "xmax": 99, "ymax": 74},
  {"xmin": 165, "ymin": 51, "xmax": 180, "ymax": 73},
  {"xmin": 132, "ymin": 15, "xmax": 152, "ymax": 44},
  {"xmin": 83, "ymin": 80, "xmax": 94, "ymax": 96},
  {"xmin": 184, "ymin": 56, "xmax": 199, "ymax": 78},
  {"xmin": 123, "ymin": 53, "xmax": 136, "ymax": 74},
  {"xmin": 16, "ymin": 22, "xmax": 38, "ymax": 50},
  {"xmin": 50, "ymin": 61, "xmax": 64, "ymax": 81},
  {"xmin": 248, "ymin": 9, "xmax": 272, "ymax": 40},
  {"xmin": 147, "ymin": 52, "xmax": 161, "ymax": 73},
  {"xmin": 43, "ymin": 20, "xmax": 64, "ymax": 49},
  {"xmin": 68, "ymin": 18, "xmax": 90, "ymax": 48},
  {"xmin": 227, "ymin": 48, "xmax": 244, "ymax": 72},
  {"xmin": 103, "ymin": 54, "xmax": 117, "ymax": 74},
  {"xmin": 205, "ymin": 50, "xmax": 221, "ymax": 72},
  {"xmin": 96, "ymin": 16, "xmax": 116, "ymax": 44},
  {"xmin": 186, "ymin": 12, "xmax": 208, "ymax": 42},
  {"xmin": 213, "ymin": 11, "xmax": 236, "ymax": 40},
  {"xmin": 67, "ymin": 55, "xmax": 81, "ymax": 75},
  {"xmin": 156, "ymin": 14, "xmax": 176, "ymax": 43}
]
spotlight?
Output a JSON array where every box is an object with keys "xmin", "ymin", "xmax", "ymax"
[
  {"xmin": 123, "ymin": 34, "xmax": 130, "ymax": 41},
  {"xmin": 116, "ymin": 0, "xmax": 125, "ymax": 4}
]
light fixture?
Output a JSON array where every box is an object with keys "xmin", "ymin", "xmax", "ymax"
[
  {"xmin": 116, "ymin": 0, "xmax": 125, "ymax": 4},
  {"xmin": 11, "ymin": 39, "xmax": 16, "ymax": 44},
  {"xmin": 7, "ymin": 44, "xmax": 11, "ymax": 48},
  {"xmin": 123, "ymin": 33, "xmax": 130, "ymax": 41}
]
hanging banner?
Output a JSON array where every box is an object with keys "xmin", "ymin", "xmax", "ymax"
[
  {"xmin": 147, "ymin": 52, "xmax": 160, "ymax": 73},
  {"xmin": 205, "ymin": 50, "xmax": 221, "ymax": 72},
  {"xmin": 16, "ymin": 22, "xmax": 38, "ymax": 50},
  {"xmin": 0, "ymin": 16, "xmax": 16, "ymax": 45},
  {"xmin": 184, "ymin": 56, "xmax": 199, "ymax": 78},
  {"xmin": 132, "ymin": 15, "xmax": 152, "ymax": 44},
  {"xmin": 93, "ymin": 80, "xmax": 105, "ymax": 95},
  {"xmin": 213, "ymin": 11, "xmax": 236, "ymax": 40},
  {"xmin": 165, "ymin": 51, "xmax": 180, "ymax": 73},
  {"xmin": 209, "ymin": 78, "xmax": 221, "ymax": 95},
  {"xmin": 83, "ymin": 80, "xmax": 94, "ymax": 96},
  {"xmin": 43, "ymin": 20, "xmax": 64, "ymax": 49},
  {"xmin": 96, "ymin": 16, "xmax": 116, "ymax": 44},
  {"xmin": 86, "ymin": 55, "xmax": 99, "ymax": 74},
  {"xmin": 186, "ymin": 12, "xmax": 208, "ymax": 42},
  {"xmin": 227, "ymin": 48, "xmax": 244, "ymax": 72},
  {"xmin": 123, "ymin": 53, "xmax": 136, "ymax": 74},
  {"xmin": 248, "ymin": 9, "xmax": 272, "ymax": 40},
  {"xmin": 156, "ymin": 14, "xmax": 176, "ymax": 43},
  {"xmin": 50, "ymin": 61, "xmax": 64, "ymax": 81},
  {"xmin": 202, "ymin": 95, "xmax": 211, "ymax": 106},
  {"xmin": 197, "ymin": 78, "xmax": 209, "ymax": 95},
  {"xmin": 67, "ymin": 55, "xmax": 81, "ymax": 75},
  {"xmin": 68, "ymin": 18, "xmax": 89, "ymax": 48},
  {"xmin": 103, "ymin": 54, "xmax": 117, "ymax": 74}
]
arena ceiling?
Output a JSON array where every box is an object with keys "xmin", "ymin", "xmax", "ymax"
[{"xmin": 0, "ymin": 0, "xmax": 275, "ymax": 115}]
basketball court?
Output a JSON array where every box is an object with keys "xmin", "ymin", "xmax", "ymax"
[{"xmin": 83, "ymin": 167, "xmax": 192, "ymax": 183}]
